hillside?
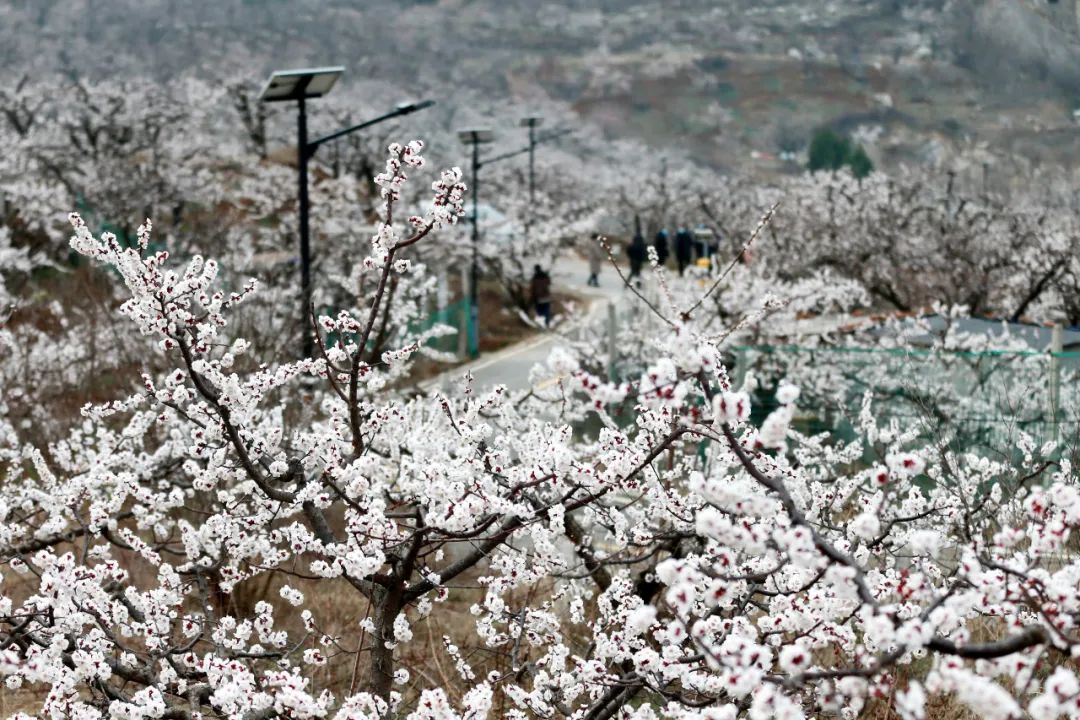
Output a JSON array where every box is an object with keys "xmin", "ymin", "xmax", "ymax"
[{"xmin": 3, "ymin": 0, "xmax": 1080, "ymax": 179}]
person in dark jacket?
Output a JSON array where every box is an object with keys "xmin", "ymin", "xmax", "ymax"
[
  {"xmin": 708, "ymin": 227, "xmax": 721, "ymax": 260},
  {"xmin": 627, "ymin": 232, "xmax": 647, "ymax": 285},
  {"xmin": 530, "ymin": 264, "xmax": 553, "ymax": 326},
  {"xmin": 654, "ymin": 228, "xmax": 670, "ymax": 267},
  {"xmin": 674, "ymin": 226, "xmax": 694, "ymax": 276}
]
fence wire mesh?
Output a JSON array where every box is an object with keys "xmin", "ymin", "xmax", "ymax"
[{"xmin": 732, "ymin": 344, "xmax": 1080, "ymax": 456}]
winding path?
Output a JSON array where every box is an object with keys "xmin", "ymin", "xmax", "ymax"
[{"xmin": 423, "ymin": 254, "xmax": 627, "ymax": 393}]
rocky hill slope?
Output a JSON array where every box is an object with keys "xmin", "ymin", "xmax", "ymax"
[{"xmin": 3, "ymin": 0, "xmax": 1079, "ymax": 178}]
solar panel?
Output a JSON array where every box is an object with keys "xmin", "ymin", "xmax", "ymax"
[{"xmin": 259, "ymin": 67, "xmax": 345, "ymax": 103}]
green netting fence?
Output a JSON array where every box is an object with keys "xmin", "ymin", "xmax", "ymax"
[
  {"xmin": 71, "ymin": 196, "xmax": 168, "ymax": 265},
  {"xmin": 408, "ymin": 298, "xmax": 476, "ymax": 357},
  {"xmin": 320, "ymin": 298, "xmax": 475, "ymax": 357},
  {"xmin": 732, "ymin": 344, "xmax": 1080, "ymax": 456}
]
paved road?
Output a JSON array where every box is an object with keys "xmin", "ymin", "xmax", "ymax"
[{"xmin": 424, "ymin": 254, "xmax": 628, "ymax": 393}]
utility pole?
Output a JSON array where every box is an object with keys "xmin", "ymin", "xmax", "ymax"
[
  {"xmin": 458, "ymin": 129, "xmax": 495, "ymax": 357},
  {"xmin": 455, "ymin": 124, "xmax": 569, "ymax": 356},
  {"xmin": 470, "ymin": 138, "xmax": 480, "ymax": 357}
]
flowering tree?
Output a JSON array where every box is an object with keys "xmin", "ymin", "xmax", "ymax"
[
  {"xmin": 701, "ymin": 165, "xmax": 1080, "ymax": 325},
  {"xmin": 476, "ymin": 156, "xmax": 601, "ymax": 313},
  {"xmin": 0, "ymin": 75, "xmax": 473, "ymax": 379},
  {"xmin": 738, "ymin": 307, "xmax": 1080, "ymax": 460},
  {"xmin": 2, "ymin": 140, "xmax": 1080, "ymax": 720},
  {"xmin": 0, "ymin": 142, "xmax": 472, "ymax": 718}
]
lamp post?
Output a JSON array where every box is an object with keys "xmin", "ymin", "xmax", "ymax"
[
  {"xmin": 475, "ymin": 125, "xmax": 573, "ymax": 235},
  {"xmin": 457, "ymin": 129, "xmax": 495, "ymax": 357},
  {"xmin": 520, "ymin": 116, "xmax": 543, "ymax": 238},
  {"xmin": 453, "ymin": 125, "xmax": 571, "ymax": 356},
  {"xmin": 260, "ymin": 66, "xmax": 434, "ymax": 357}
]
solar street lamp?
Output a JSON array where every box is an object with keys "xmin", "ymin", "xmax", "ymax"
[
  {"xmin": 260, "ymin": 67, "xmax": 434, "ymax": 357},
  {"xmin": 520, "ymin": 116, "xmax": 544, "ymax": 228},
  {"xmin": 451, "ymin": 125, "xmax": 571, "ymax": 355},
  {"xmin": 259, "ymin": 66, "xmax": 344, "ymax": 103}
]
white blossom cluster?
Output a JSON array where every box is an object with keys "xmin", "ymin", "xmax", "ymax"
[{"xmin": 0, "ymin": 140, "xmax": 1078, "ymax": 720}]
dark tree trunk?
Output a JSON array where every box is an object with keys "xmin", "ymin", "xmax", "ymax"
[{"xmin": 368, "ymin": 587, "xmax": 403, "ymax": 703}]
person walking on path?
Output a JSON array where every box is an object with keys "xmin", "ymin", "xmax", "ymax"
[
  {"xmin": 627, "ymin": 231, "xmax": 647, "ymax": 286},
  {"xmin": 654, "ymin": 228, "xmax": 670, "ymax": 267},
  {"xmin": 586, "ymin": 233, "xmax": 605, "ymax": 287},
  {"xmin": 674, "ymin": 226, "xmax": 694, "ymax": 276},
  {"xmin": 706, "ymin": 226, "xmax": 720, "ymax": 259},
  {"xmin": 530, "ymin": 264, "xmax": 553, "ymax": 326}
]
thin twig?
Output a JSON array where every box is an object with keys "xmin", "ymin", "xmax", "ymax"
[{"xmin": 681, "ymin": 201, "xmax": 780, "ymax": 321}]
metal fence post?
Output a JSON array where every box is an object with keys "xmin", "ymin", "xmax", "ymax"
[
  {"xmin": 458, "ymin": 266, "xmax": 469, "ymax": 359},
  {"xmin": 1050, "ymin": 323, "xmax": 1063, "ymax": 445},
  {"xmin": 607, "ymin": 301, "xmax": 618, "ymax": 381},
  {"xmin": 436, "ymin": 267, "xmax": 448, "ymax": 352},
  {"xmin": 437, "ymin": 267, "xmax": 449, "ymax": 315}
]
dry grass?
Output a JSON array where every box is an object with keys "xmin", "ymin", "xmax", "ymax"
[
  {"xmin": 0, "ymin": 539, "xmax": 1066, "ymax": 720},
  {"xmin": 0, "ymin": 517, "xmax": 555, "ymax": 715}
]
